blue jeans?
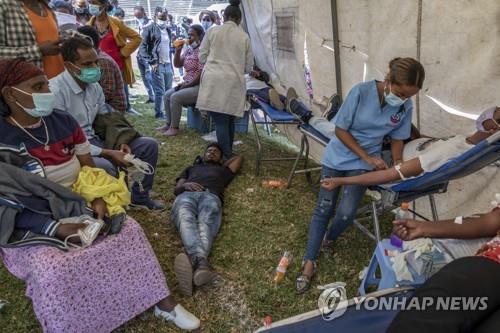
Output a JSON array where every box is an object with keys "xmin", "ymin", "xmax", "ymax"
[
  {"xmin": 152, "ymin": 63, "xmax": 173, "ymax": 117},
  {"xmin": 90, "ymin": 136, "xmax": 159, "ymax": 203},
  {"xmin": 171, "ymin": 191, "xmax": 222, "ymax": 258},
  {"xmin": 208, "ymin": 112, "xmax": 235, "ymax": 159},
  {"xmin": 137, "ymin": 56, "xmax": 154, "ymax": 101},
  {"xmin": 304, "ymin": 166, "xmax": 367, "ymax": 261}
]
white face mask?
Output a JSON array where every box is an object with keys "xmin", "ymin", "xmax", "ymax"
[
  {"xmin": 157, "ymin": 19, "xmax": 167, "ymax": 28},
  {"xmin": 12, "ymin": 87, "xmax": 55, "ymax": 117}
]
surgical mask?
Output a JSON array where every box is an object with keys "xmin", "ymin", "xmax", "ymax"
[
  {"xmin": 12, "ymin": 87, "xmax": 55, "ymax": 117},
  {"xmin": 74, "ymin": 7, "xmax": 88, "ymax": 15},
  {"xmin": 157, "ymin": 19, "xmax": 167, "ymax": 28},
  {"xmin": 72, "ymin": 64, "xmax": 102, "ymax": 83},
  {"xmin": 476, "ymin": 106, "xmax": 499, "ymax": 132},
  {"xmin": 107, "ymin": 7, "xmax": 117, "ymax": 16},
  {"xmin": 88, "ymin": 4, "xmax": 103, "ymax": 16},
  {"xmin": 190, "ymin": 41, "xmax": 199, "ymax": 49},
  {"xmin": 137, "ymin": 17, "xmax": 145, "ymax": 25},
  {"xmin": 201, "ymin": 21, "xmax": 212, "ymax": 31},
  {"xmin": 384, "ymin": 84, "xmax": 407, "ymax": 107}
]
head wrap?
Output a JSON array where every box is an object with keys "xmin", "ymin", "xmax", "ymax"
[
  {"xmin": 0, "ymin": 59, "xmax": 45, "ymax": 116},
  {"xmin": 0, "ymin": 59, "xmax": 45, "ymax": 92}
]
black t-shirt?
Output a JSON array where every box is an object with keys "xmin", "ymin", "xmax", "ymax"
[{"xmin": 177, "ymin": 162, "xmax": 235, "ymax": 200}]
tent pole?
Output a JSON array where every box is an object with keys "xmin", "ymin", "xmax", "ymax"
[
  {"xmin": 416, "ymin": 0, "xmax": 423, "ymax": 130},
  {"xmin": 330, "ymin": 0, "xmax": 342, "ymax": 99}
]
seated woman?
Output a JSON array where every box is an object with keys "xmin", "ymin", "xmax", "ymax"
[
  {"xmin": 321, "ymin": 106, "xmax": 500, "ymax": 191},
  {"xmin": 157, "ymin": 24, "xmax": 205, "ymax": 137},
  {"xmin": 0, "ymin": 58, "xmax": 200, "ymax": 331}
]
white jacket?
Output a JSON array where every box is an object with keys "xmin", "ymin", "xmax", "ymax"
[{"xmin": 196, "ymin": 21, "xmax": 254, "ymax": 117}]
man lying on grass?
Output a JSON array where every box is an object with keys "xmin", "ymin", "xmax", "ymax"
[{"xmin": 171, "ymin": 143, "xmax": 243, "ymax": 296}]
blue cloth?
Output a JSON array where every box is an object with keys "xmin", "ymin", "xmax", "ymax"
[
  {"xmin": 304, "ymin": 166, "xmax": 367, "ymax": 261},
  {"xmin": 152, "ymin": 63, "xmax": 174, "ymax": 117},
  {"xmin": 171, "ymin": 191, "xmax": 222, "ymax": 258},
  {"xmin": 50, "ymin": 70, "xmax": 111, "ymax": 156},
  {"xmin": 322, "ymin": 80, "xmax": 413, "ymax": 171}
]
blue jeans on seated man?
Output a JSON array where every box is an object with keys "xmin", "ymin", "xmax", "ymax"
[
  {"xmin": 89, "ymin": 136, "xmax": 159, "ymax": 204},
  {"xmin": 171, "ymin": 190, "xmax": 222, "ymax": 259},
  {"xmin": 303, "ymin": 165, "xmax": 367, "ymax": 262},
  {"xmin": 137, "ymin": 56, "xmax": 154, "ymax": 101},
  {"xmin": 152, "ymin": 63, "xmax": 174, "ymax": 118},
  {"xmin": 208, "ymin": 111, "xmax": 235, "ymax": 159}
]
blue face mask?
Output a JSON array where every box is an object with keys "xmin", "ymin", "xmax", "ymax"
[
  {"xmin": 190, "ymin": 41, "xmax": 199, "ymax": 49},
  {"xmin": 384, "ymin": 84, "xmax": 407, "ymax": 107},
  {"xmin": 201, "ymin": 21, "xmax": 212, "ymax": 31},
  {"xmin": 72, "ymin": 64, "xmax": 102, "ymax": 83},
  {"xmin": 13, "ymin": 87, "xmax": 55, "ymax": 117},
  {"xmin": 88, "ymin": 4, "xmax": 103, "ymax": 16}
]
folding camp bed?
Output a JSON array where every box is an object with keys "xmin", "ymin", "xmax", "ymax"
[
  {"xmin": 256, "ymin": 286, "xmax": 414, "ymax": 333},
  {"xmin": 355, "ymin": 131, "xmax": 500, "ymax": 243},
  {"xmin": 249, "ymin": 96, "xmax": 301, "ymax": 176},
  {"xmin": 286, "ymin": 123, "xmax": 330, "ymax": 188}
]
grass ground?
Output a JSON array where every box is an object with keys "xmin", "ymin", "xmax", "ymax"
[{"xmin": 0, "ymin": 96, "xmax": 394, "ymax": 332}]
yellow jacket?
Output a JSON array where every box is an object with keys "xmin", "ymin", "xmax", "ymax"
[
  {"xmin": 72, "ymin": 166, "xmax": 131, "ymax": 216},
  {"xmin": 88, "ymin": 15, "xmax": 141, "ymax": 85}
]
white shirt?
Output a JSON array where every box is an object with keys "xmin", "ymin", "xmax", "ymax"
[
  {"xmin": 50, "ymin": 70, "xmax": 111, "ymax": 156},
  {"xmin": 403, "ymin": 135, "xmax": 473, "ymax": 173},
  {"xmin": 159, "ymin": 28, "xmax": 171, "ymax": 64},
  {"xmin": 245, "ymin": 74, "xmax": 268, "ymax": 91}
]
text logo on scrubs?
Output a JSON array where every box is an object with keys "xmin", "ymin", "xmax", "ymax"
[{"xmin": 318, "ymin": 282, "xmax": 348, "ymax": 321}]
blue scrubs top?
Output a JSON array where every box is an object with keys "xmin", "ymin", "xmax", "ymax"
[{"xmin": 322, "ymin": 80, "xmax": 413, "ymax": 171}]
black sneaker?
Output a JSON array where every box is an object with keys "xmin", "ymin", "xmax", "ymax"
[
  {"xmin": 323, "ymin": 94, "xmax": 342, "ymax": 121},
  {"xmin": 193, "ymin": 257, "xmax": 217, "ymax": 287},
  {"xmin": 130, "ymin": 198, "xmax": 166, "ymax": 211}
]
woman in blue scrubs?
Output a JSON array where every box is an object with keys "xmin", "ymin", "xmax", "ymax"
[{"xmin": 296, "ymin": 57, "xmax": 426, "ymax": 293}]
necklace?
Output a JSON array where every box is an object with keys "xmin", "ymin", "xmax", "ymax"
[{"xmin": 9, "ymin": 116, "xmax": 51, "ymax": 151}]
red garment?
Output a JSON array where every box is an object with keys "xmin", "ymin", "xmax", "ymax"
[
  {"xmin": 476, "ymin": 234, "xmax": 500, "ymax": 264},
  {"xmin": 99, "ymin": 30, "xmax": 125, "ymax": 70}
]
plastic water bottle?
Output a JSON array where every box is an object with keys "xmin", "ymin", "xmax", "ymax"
[
  {"xmin": 273, "ymin": 251, "xmax": 292, "ymax": 283},
  {"xmin": 395, "ymin": 202, "xmax": 410, "ymax": 220},
  {"xmin": 391, "ymin": 202, "xmax": 410, "ymax": 248}
]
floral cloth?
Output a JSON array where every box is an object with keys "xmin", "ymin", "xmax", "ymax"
[{"xmin": 0, "ymin": 218, "xmax": 169, "ymax": 333}]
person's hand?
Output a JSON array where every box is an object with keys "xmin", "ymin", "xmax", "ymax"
[
  {"xmin": 120, "ymin": 144, "xmax": 132, "ymax": 155},
  {"xmin": 320, "ymin": 177, "xmax": 342, "ymax": 191},
  {"xmin": 183, "ymin": 182, "xmax": 204, "ymax": 192},
  {"xmin": 102, "ymin": 149, "xmax": 130, "ymax": 167},
  {"xmin": 363, "ymin": 156, "xmax": 388, "ymax": 170},
  {"xmin": 91, "ymin": 198, "xmax": 108, "ymax": 220},
  {"xmin": 174, "ymin": 83, "xmax": 184, "ymax": 91},
  {"xmin": 392, "ymin": 219, "xmax": 425, "ymax": 241},
  {"xmin": 39, "ymin": 40, "xmax": 62, "ymax": 56},
  {"xmin": 151, "ymin": 63, "xmax": 159, "ymax": 73}
]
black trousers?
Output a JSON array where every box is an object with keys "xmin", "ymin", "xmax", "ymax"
[{"xmin": 387, "ymin": 256, "xmax": 500, "ymax": 333}]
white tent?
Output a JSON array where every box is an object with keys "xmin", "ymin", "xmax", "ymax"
[{"xmin": 242, "ymin": 0, "xmax": 499, "ymax": 218}]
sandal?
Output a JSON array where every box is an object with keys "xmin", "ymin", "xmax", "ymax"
[{"xmin": 296, "ymin": 260, "xmax": 317, "ymax": 294}]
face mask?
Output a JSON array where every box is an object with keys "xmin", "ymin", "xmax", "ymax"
[
  {"xmin": 137, "ymin": 17, "xmax": 145, "ymax": 24},
  {"xmin": 476, "ymin": 106, "xmax": 499, "ymax": 132},
  {"xmin": 74, "ymin": 7, "xmax": 88, "ymax": 15},
  {"xmin": 12, "ymin": 87, "xmax": 55, "ymax": 117},
  {"xmin": 157, "ymin": 19, "xmax": 167, "ymax": 28},
  {"xmin": 190, "ymin": 41, "xmax": 199, "ymax": 49},
  {"xmin": 108, "ymin": 7, "xmax": 117, "ymax": 16},
  {"xmin": 201, "ymin": 21, "xmax": 212, "ymax": 31},
  {"xmin": 72, "ymin": 64, "xmax": 102, "ymax": 83},
  {"xmin": 88, "ymin": 4, "xmax": 103, "ymax": 16},
  {"xmin": 384, "ymin": 84, "xmax": 407, "ymax": 107}
]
